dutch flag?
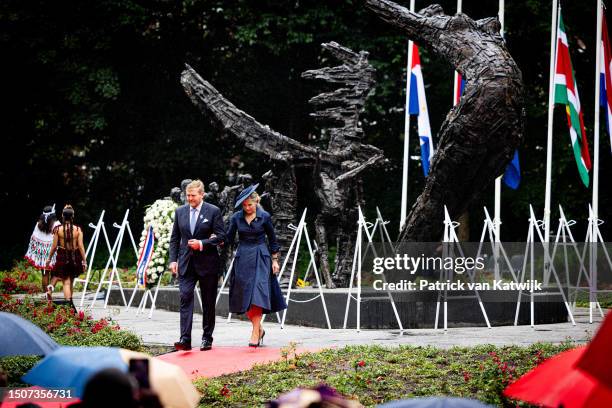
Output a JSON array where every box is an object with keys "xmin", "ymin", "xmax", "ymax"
[
  {"xmin": 600, "ymin": 8, "xmax": 612, "ymax": 152},
  {"xmin": 136, "ymin": 225, "xmax": 155, "ymax": 287},
  {"xmin": 408, "ymin": 43, "xmax": 435, "ymax": 176}
]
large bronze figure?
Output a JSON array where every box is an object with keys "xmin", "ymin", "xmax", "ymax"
[{"xmin": 366, "ymin": 0, "xmax": 524, "ymax": 242}]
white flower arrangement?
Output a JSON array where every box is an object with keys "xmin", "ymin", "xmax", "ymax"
[{"xmin": 139, "ymin": 198, "xmax": 178, "ymax": 287}]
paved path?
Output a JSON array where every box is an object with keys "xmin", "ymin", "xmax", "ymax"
[{"xmin": 89, "ymin": 302, "xmax": 605, "ymax": 349}]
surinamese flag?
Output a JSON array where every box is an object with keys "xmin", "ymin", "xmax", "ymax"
[
  {"xmin": 408, "ymin": 42, "xmax": 435, "ymax": 176},
  {"xmin": 554, "ymin": 10, "xmax": 592, "ymax": 187}
]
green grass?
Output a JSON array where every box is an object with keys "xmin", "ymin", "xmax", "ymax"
[
  {"xmin": 194, "ymin": 342, "xmax": 575, "ymax": 407},
  {"xmin": 574, "ymin": 291, "xmax": 612, "ymax": 308}
]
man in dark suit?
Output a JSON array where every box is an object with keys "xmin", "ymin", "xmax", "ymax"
[{"xmin": 169, "ymin": 179, "xmax": 225, "ymax": 351}]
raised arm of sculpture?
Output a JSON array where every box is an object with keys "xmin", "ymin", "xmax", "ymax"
[
  {"xmin": 181, "ymin": 63, "xmax": 383, "ymax": 165},
  {"xmin": 366, "ymin": 0, "xmax": 524, "ymax": 242},
  {"xmin": 181, "ymin": 64, "xmax": 329, "ymax": 164}
]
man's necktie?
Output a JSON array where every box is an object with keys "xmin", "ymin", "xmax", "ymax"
[{"xmin": 190, "ymin": 207, "xmax": 197, "ymax": 235}]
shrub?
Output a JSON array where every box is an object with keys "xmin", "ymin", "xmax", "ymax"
[
  {"xmin": 0, "ymin": 356, "xmax": 39, "ymax": 387},
  {"xmin": 0, "ymin": 266, "xmax": 40, "ymax": 295},
  {"xmin": 0, "ymin": 296, "xmax": 143, "ymax": 386}
]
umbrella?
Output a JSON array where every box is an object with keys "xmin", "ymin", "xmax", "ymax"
[
  {"xmin": 503, "ymin": 346, "xmax": 612, "ymax": 407},
  {"xmin": 377, "ymin": 397, "xmax": 493, "ymax": 407},
  {"xmin": 23, "ymin": 346, "xmax": 200, "ymax": 408},
  {"xmin": 576, "ymin": 309, "xmax": 612, "ymax": 390},
  {"xmin": 0, "ymin": 312, "xmax": 59, "ymax": 357}
]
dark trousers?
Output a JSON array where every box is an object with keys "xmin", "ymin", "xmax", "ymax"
[{"xmin": 179, "ymin": 261, "xmax": 217, "ymax": 343}]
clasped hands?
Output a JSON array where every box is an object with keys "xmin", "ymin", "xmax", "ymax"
[
  {"xmin": 187, "ymin": 233, "xmax": 217, "ymax": 250},
  {"xmin": 171, "ymin": 234, "xmax": 219, "ymax": 275}
]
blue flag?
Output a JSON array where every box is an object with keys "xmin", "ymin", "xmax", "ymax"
[{"xmin": 502, "ymin": 150, "xmax": 521, "ymax": 189}]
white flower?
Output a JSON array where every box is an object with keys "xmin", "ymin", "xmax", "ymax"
[{"xmin": 140, "ymin": 199, "xmax": 178, "ymax": 283}]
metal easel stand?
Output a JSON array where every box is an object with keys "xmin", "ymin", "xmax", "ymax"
[
  {"xmin": 76, "ymin": 210, "xmax": 105, "ymax": 307},
  {"xmin": 583, "ymin": 205, "xmax": 612, "ymax": 323},
  {"xmin": 551, "ymin": 206, "xmax": 597, "ymax": 315},
  {"xmin": 481, "ymin": 207, "xmax": 519, "ymax": 284},
  {"xmin": 89, "ymin": 210, "xmax": 135, "ymax": 309},
  {"xmin": 514, "ymin": 205, "xmax": 575, "ymax": 328},
  {"xmin": 343, "ymin": 206, "xmax": 404, "ymax": 333},
  {"xmin": 435, "ymin": 206, "xmax": 491, "ymax": 332}
]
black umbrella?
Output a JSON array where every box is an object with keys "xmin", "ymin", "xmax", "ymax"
[{"xmin": 0, "ymin": 312, "xmax": 59, "ymax": 357}]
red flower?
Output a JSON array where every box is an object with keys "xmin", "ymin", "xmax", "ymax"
[
  {"xmin": 220, "ymin": 384, "xmax": 231, "ymax": 397},
  {"xmin": 91, "ymin": 319, "xmax": 109, "ymax": 334},
  {"xmin": 463, "ymin": 371, "xmax": 471, "ymax": 382},
  {"xmin": 357, "ymin": 360, "xmax": 366, "ymax": 367},
  {"xmin": 2, "ymin": 277, "xmax": 17, "ymax": 293},
  {"xmin": 68, "ymin": 327, "xmax": 83, "ymax": 336},
  {"xmin": 78, "ymin": 311, "xmax": 85, "ymax": 321}
]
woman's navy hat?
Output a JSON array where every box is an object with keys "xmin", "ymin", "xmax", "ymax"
[{"xmin": 234, "ymin": 183, "xmax": 259, "ymax": 208}]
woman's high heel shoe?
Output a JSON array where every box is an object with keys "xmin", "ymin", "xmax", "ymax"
[
  {"xmin": 248, "ymin": 327, "xmax": 261, "ymax": 347},
  {"xmin": 46, "ymin": 285, "xmax": 54, "ymax": 301},
  {"xmin": 259, "ymin": 328, "xmax": 265, "ymax": 345}
]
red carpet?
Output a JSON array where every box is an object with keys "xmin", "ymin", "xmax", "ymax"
[{"xmin": 158, "ymin": 346, "xmax": 321, "ymax": 379}]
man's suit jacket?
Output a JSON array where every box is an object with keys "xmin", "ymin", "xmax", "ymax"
[{"xmin": 169, "ymin": 202, "xmax": 226, "ymax": 277}]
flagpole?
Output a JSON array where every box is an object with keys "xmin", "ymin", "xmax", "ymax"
[
  {"xmin": 400, "ymin": 0, "xmax": 416, "ymax": 232},
  {"xmin": 593, "ymin": 0, "xmax": 602, "ymax": 231},
  {"xmin": 494, "ymin": 0, "xmax": 505, "ymax": 243},
  {"xmin": 544, "ymin": 0, "xmax": 560, "ymax": 243},
  {"xmin": 490, "ymin": 0, "xmax": 505, "ymax": 281},
  {"xmin": 590, "ymin": 0, "xmax": 603, "ymax": 318}
]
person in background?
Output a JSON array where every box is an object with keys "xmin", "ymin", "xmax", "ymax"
[
  {"xmin": 46, "ymin": 205, "xmax": 86, "ymax": 303},
  {"xmin": 24, "ymin": 205, "xmax": 60, "ymax": 299}
]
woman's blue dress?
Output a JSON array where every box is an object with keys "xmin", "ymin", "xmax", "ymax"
[{"xmin": 226, "ymin": 207, "xmax": 287, "ymax": 314}]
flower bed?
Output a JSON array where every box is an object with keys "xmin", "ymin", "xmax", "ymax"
[
  {"xmin": 196, "ymin": 342, "xmax": 575, "ymax": 407},
  {"xmin": 0, "ymin": 296, "xmax": 142, "ymax": 386},
  {"xmin": 0, "ymin": 264, "xmax": 43, "ymax": 295}
]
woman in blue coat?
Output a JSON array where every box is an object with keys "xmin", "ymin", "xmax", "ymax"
[{"xmin": 226, "ymin": 184, "xmax": 287, "ymax": 347}]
